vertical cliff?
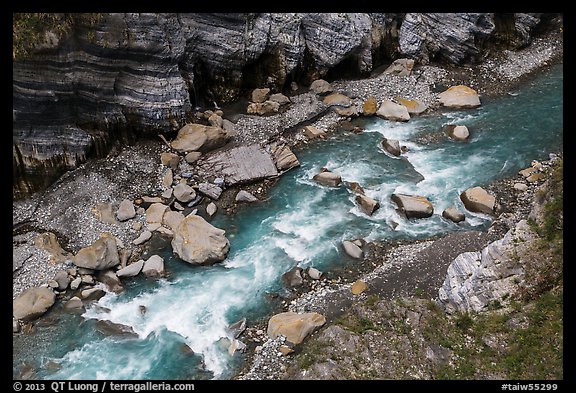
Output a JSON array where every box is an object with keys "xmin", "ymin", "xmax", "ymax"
[{"xmin": 12, "ymin": 13, "xmax": 559, "ymax": 199}]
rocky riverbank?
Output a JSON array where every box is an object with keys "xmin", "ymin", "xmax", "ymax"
[{"xmin": 13, "ymin": 21, "xmax": 562, "ymax": 378}]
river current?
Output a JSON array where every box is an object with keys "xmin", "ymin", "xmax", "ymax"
[{"xmin": 13, "ymin": 63, "xmax": 563, "ymax": 380}]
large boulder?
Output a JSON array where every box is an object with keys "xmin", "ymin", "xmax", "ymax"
[
  {"xmin": 251, "ymin": 88, "xmax": 270, "ymax": 103},
  {"xmin": 460, "ymin": 186, "xmax": 495, "ymax": 215},
  {"xmin": 362, "ymin": 96, "xmax": 378, "ymax": 116},
  {"xmin": 309, "ymin": 79, "xmax": 332, "ymax": 95},
  {"xmin": 381, "ymin": 138, "xmax": 401, "ymax": 156},
  {"xmin": 395, "ymin": 97, "xmax": 428, "ymax": 115},
  {"xmin": 391, "ymin": 194, "xmax": 434, "ymax": 219},
  {"xmin": 145, "ymin": 203, "xmax": 169, "ymax": 224},
  {"xmin": 170, "ymin": 123, "xmax": 231, "ymax": 154},
  {"xmin": 442, "ymin": 206, "xmax": 466, "ymax": 223},
  {"xmin": 142, "ymin": 255, "xmax": 165, "ymax": 278},
  {"xmin": 376, "ymin": 99, "xmax": 410, "ymax": 121},
  {"xmin": 198, "ymin": 182, "xmax": 223, "ymax": 200},
  {"xmin": 302, "ymin": 126, "xmax": 326, "ymax": 139},
  {"xmin": 313, "ymin": 171, "xmax": 341, "ymax": 187},
  {"xmin": 171, "ymin": 215, "xmax": 230, "ymax": 265},
  {"xmin": 270, "ymin": 144, "xmax": 300, "ymax": 172},
  {"xmin": 73, "ymin": 232, "xmax": 120, "ymax": 270},
  {"xmin": 444, "ymin": 124, "xmax": 470, "ymax": 141},
  {"xmin": 116, "ymin": 259, "xmax": 144, "ymax": 278},
  {"xmin": 13, "ymin": 287, "xmax": 56, "ymax": 321},
  {"xmin": 342, "ymin": 240, "xmax": 364, "ymax": 259},
  {"xmin": 97, "ymin": 270, "xmax": 124, "ymax": 293},
  {"xmin": 355, "ymin": 194, "xmax": 380, "ymax": 216},
  {"xmin": 438, "ymin": 85, "xmax": 481, "ymax": 108},
  {"xmin": 267, "ymin": 312, "xmax": 326, "ymax": 345},
  {"xmin": 173, "ymin": 183, "xmax": 196, "ymax": 203}
]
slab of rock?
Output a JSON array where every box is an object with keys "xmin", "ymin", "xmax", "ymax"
[
  {"xmin": 267, "ymin": 312, "xmax": 326, "ymax": 345},
  {"xmin": 346, "ymin": 181, "xmax": 365, "ymax": 195},
  {"xmin": 74, "ymin": 232, "xmax": 120, "ymax": 270},
  {"xmin": 384, "ymin": 58, "xmax": 415, "ymax": 76},
  {"xmin": 196, "ymin": 144, "xmax": 278, "ymax": 186},
  {"xmin": 444, "ymin": 124, "xmax": 470, "ymax": 141},
  {"xmin": 171, "ymin": 215, "xmax": 230, "ymax": 265},
  {"xmin": 116, "ymin": 259, "xmax": 144, "ymax": 278},
  {"xmin": 342, "ymin": 240, "xmax": 364, "ymax": 259},
  {"xmin": 236, "ymin": 190, "xmax": 258, "ymax": 203},
  {"xmin": 173, "ymin": 183, "xmax": 196, "ymax": 203},
  {"xmin": 355, "ymin": 194, "xmax": 380, "ymax": 216},
  {"xmin": 142, "ymin": 255, "xmax": 165, "ymax": 278},
  {"xmin": 145, "ymin": 203, "xmax": 169, "ymax": 224},
  {"xmin": 381, "ymin": 138, "xmax": 401, "ymax": 156},
  {"xmin": 313, "ymin": 171, "xmax": 341, "ymax": 187},
  {"xmin": 198, "ymin": 182, "xmax": 223, "ymax": 200},
  {"xmin": 460, "ymin": 187, "xmax": 495, "ymax": 215},
  {"xmin": 438, "ymin": 85, "xmax": 481, "ymax": 108},
  {"xmin": 302, "ymin": 125, "xmax": 326, "ymax": 139},
  {"xmin": 442, "ymin": 206, "xmax": 466, "ymax": 223},
  {"xmin": 13, "ymin": 287, "xmax": 56, "ymax": 321},
  {"xmin": 362, "ymin": 96, "xmax": 378, "ymax": 115},
  {"xmin": 395, "ymin": 97, "xmax": 428, "ymax": 114},
  {"xmin": 376, "ymin": 99, "xmax": 410, "ymax": 121},
  {"xmin": 162, "ymin": 169, "xmax": 173, "ymax": 188},
  {"xmin": 116, "ymin": 199, "xmax": 136, "ymax": 222},
  {"xmin": 391, "ymin": 194, "xmax": 434, "ymax": 219},
  {"xmin": 170, "ymin": 123, "xmax": 231, "ymax": 154}
]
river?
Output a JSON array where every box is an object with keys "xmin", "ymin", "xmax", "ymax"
[{"xmin": 12, "ymin": 63, "xmax": 563, "ymax": 380}]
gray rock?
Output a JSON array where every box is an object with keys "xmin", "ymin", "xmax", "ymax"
[
  {"xmin": 142, "ymin": 255, "xmax": 165, "ymax": 278},
  {"xmin": 171, "ymin": 215, "xmax": 230, "ymax": 265},
  {"xmin": 267, "ymin": 312, "xmax": 326, "ymax": 345},
  {"xmin": 64, "ymin": 296, "xmax": 84, "ymax": 311},
  {"xmin": 70, "ymin": 276, "xmax": 82, "ymax": 290},
  {"xmin": 95, "ymin": 320, "xmax": 138, "ymax": 338},
  {"xmin": 309, "ymin": 79, "xmax": 332, "ymax": 95},
  {"xmin": 302, "ymin": 126, "xmax": 326, "ymax": 139},
  {"xmin": 270, "ymin": 144, "xmax": 300, "ymax": 171},
  {"xmin": 391, "ymin": 194, "xmax": 434, "ymax": 219},
  {"xmin": 283, "ymin": 267, "xmax": 304, "ymax": 287},
  {"xmin": 438, "ymin": 85, "xmax": 481, "ymax": 108},
  {"xmin": 251, "ymin": 88, "xmax": 271, "ymax": 103},
  {"xmin": 173, "ymin": 183, "xmax": 196, "ymax": 203},
  {"xmin": 384, "ymin": 58, "xmax": 415, "ymax": 76},
  {"xmin": 162, "ymin": 210, "xmax": 185, "ymax": 231},
  {"xmin": 171, "ymin": 123, "xmax": 231, "ymax": 154},
  {"xmin": 307, "ymin": 267, "xmax": 323, "ymax": 280},
  {"xmin": 74, "ymin": 232, "xmax": 121, "ymax": 270},
  {"xmin": 184, "ymin": 151, "xmax": 202, "ymax": 164},
  {"xmin": 376, "ymin": 99, "xmax": 410, "ymax": 121},
  {"xmin": 206, "ymin": 202, "xmax": 218, "ymax": 217},
  {"xmin": 381, "ymin": 138, "xmax": 402, "ymax": 156},
  {"xmin": 227, "ymin": 317, "xmax": 247, "ymax": 339},
  {"xmin": 13, "ymin": 287, "xmax": 56, "ymax": 321},
  {"xmin": 236, "ymin": 190, "xmax": 258, "ymax": 203},
  {"xmin": 198, "ymin": 182, "xmax": 223, "ymax": 200},
  {"xmin": 313, "ymin": 171, "xmax": 341, "ymax": 187},
  {"xmin": 444, "ymin": 124, "xmax": 470, "ymax": 141},
  {"xmin": 269, "ymin": 93, "xmax": 291, "ymax": 106},
  {"xmin": 160, "ymin": 152, "xmax": 180, "ymax": 169},
  {"xmin": 116, "ymin": 199, "xmax": 136, "ymax": 222},
  {"xmin": 116, "ymin": 260, "xmax": 144, "ymax": 278},
  {"xmin": 513, "ymin": 183, "xmax": 529, "ymax": 192},
  {"xmin": 247, "ymin": 101, "xmax": 280, "ymax": 115},
  {"xmin": 53, "ymin": 270, "xmax": 70, "ymax": 291},
  {"xmin": 323, "ymin": 93, "xmax": 352, "ymax": 107},
  {"xmin": 342, "ymin": 240, "xmax": 364, "ymax": 259},
  {"xmin": 132, "ymin": 230, "xmax": 152, "ymax": 246},
  {"xmin": 442, "ymin": 206, "xmax": 466, "ymax": 223},
  {"xmin": 97, "ymin": 270, "xmax": 124, "ymax": 293},
  {"xmin": 145, "ymin": 203, "xmax": 169, "ymax": 224},
  {"xmin": 162, "ymin": 169, "xmax": 173, "ymax": 188},
  {"xmin": 80, "ymin": 288, "xmax": 106, "ymax": 301},
  {"xmin": 460, "ymin": 186, "xmax": 495, "ymax": 215},
  {"xmin": 355, "ymin": 194, "xmax": 380, "ymax": 216}
]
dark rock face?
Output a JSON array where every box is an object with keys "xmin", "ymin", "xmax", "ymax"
[{"xmin": 13, "ymin": 13, "xmax": 556, "ymax": 198}]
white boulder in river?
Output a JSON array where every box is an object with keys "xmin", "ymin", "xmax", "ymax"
[{"xmin": 171, "ymin": 215, "xmax": 230, "ymax": 265}]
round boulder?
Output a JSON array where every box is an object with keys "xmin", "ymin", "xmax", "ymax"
[
  {"xmin": 13, "ymin": 287, "xmax": 56, "ymax": 322},
  {"xmin": 460, "ymin": 187, "xmax": 495, "ymax": 215},
  {"xmin": 267, "ymin": 312, "xmax": 326, "ymax": 345},
  {"xmin": 391, "ymin": 194, "xmax": 434, "ymax": 219},
  {"xmin": 171, "ymin": 215, "xmax": 230, "ymax": 265}
]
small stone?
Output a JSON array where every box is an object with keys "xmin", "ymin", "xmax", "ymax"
[
  {"xmin": 351, "ymin": 280, "xmax": 368, "ymax": 295},
  {"xmin": 132, "ymin": 230, "xmax": 152, "ymax": 245},
  {"xmin": 236, "ymin": 190, "xmax": 258, "ymax": 203},
  {"xmin": 513, "ymin": 183, "xmax": 528, "ymax": 192}
]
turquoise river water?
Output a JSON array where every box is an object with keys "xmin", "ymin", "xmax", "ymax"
[{"xmin": 13, "ymin": 63, "xmax": 563, "ymax": 380}]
